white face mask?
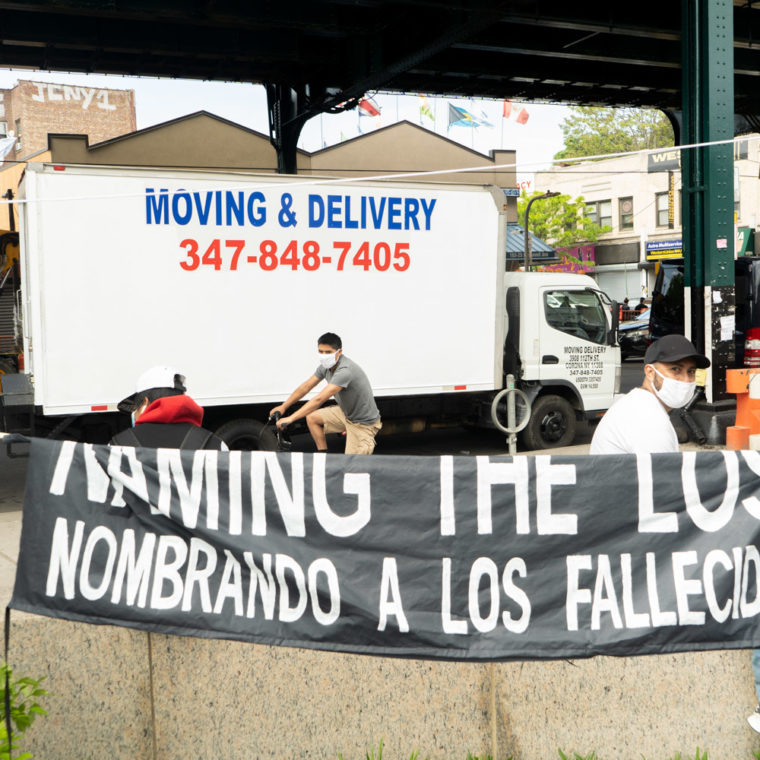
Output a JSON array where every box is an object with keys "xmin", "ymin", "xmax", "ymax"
[
  {"xmin": 318, "ymin": 351, "xmax": 339, "ymax": 370},
  {"xmin": 650, "ymin": 366, "xmax": 696, "ymax": 409}
]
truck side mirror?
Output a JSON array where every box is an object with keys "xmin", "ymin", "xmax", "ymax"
[{"xmin": 609, "ymin": 300, "xmax": 620, "ymax": 346}]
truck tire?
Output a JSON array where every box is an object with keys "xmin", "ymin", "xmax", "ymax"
[
  {"xmin": 214, "ymin": 418, "xmax": 279, "ymax": 451},
  {"xmin": 520, "ymin": 394, "xmax": 576, "ymax": 450}
]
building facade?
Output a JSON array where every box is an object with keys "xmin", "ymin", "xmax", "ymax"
[
  {"xmin": 0, "ymin": 113, "xmax": 518, "ymax": 230},
  {"xmin": 534, "ymin": 138, "xmax": 759, "ymax": 302},
  {"xmin": 0, "ymin": 79, "xmax": 136, "ymax": 165}
]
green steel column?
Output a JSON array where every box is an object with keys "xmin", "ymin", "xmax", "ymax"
[{"xmin": 681, "ymin": 0, "xmax": 734, "ymax": 401}]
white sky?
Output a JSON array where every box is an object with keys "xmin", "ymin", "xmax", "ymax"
[{"xmin": 0, "ymin": 68, "xmax": 571, "ymax": 185}]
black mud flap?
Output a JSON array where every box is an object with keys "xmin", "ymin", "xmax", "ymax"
[{"xmin": 1, "ymin": 374, "xmax": 34, "ymax": 458}]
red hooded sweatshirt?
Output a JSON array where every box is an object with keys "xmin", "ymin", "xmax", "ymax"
[{"xmin": 136, "ymin": 395, "xmax": 204, "ymax": 427}]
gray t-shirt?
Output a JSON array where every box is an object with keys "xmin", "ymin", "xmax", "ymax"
[{"xmin": 314, "ymin": 354, "xmax": 380, "ymax": 425}]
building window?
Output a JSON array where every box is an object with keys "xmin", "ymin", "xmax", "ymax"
[
  {"xmin": 0, "ymin": 122, "xmax": 6, "ymax": 138},
  {"xmin": 584, "ymin": 199, "xmax": 612, "ymax": 229},
  {"xmin": 619, "ymin": 197, "xmax": 634, "ymax": 230},
  {"xmin": 655, "ymin": 192, "xmax": 669, "ymax": 227},
  {"xmin": 14, "ymin": 118, "xmax": 21, "ymax": 150}
]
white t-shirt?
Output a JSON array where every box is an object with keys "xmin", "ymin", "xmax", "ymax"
[{"xmin": 589, "ymin": 387, "xmax": 678, "ymax": 455}]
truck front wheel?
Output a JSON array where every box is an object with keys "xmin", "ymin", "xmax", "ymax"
[
  {"xmin": 520, "ymin": 394, "xmax": 576, "ymax": 450},
  {"xmin": 214, "ymin": 418, "xmax": 279, "ymax": 451}
]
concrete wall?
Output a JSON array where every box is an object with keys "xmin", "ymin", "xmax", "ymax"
[{"xmin": 6, "ymin": 612, "xmax": 760, "ymax": 760}]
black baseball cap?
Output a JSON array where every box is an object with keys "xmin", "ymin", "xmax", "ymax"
[{"xmin": 644, "ymin": 334, "xmax": 710, "ymax": 369}]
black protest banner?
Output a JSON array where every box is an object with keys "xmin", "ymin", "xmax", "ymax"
[{"xmin": 9, "ymin": 436, "xmax": 760, "ymax": 660}]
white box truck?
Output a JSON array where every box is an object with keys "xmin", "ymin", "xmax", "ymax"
[{"xmin": 0, "ymin": 163, "xmax": 620, "ymax": 450}]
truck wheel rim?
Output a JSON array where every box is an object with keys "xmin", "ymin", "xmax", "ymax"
[{"xmin": 541, "ymin": 411, "xmax": 567, "ymax": 442}]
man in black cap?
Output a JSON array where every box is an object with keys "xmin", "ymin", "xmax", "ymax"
[
  {"xmin": 111, "ymin": 365, "xmax": 228, "ymax": 450},
  {"xmin": 590, "ymin": 334, "xmax": 710, "ymax": 455}
]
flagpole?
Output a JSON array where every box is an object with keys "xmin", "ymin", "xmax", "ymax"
[
  {"xmin": 471, "ymin": 99, "xmax": 475, "ymax": 150},
  {"xmin": 470, "ymin": 98, "xmax": 477, "ymax": 150}
]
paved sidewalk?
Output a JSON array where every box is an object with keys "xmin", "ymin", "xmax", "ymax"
[{"xmin": 1, "ymin": 442, "xmax": 28, "ymax": 610}]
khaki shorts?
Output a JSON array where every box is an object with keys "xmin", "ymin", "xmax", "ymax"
[{"xmin": 319, "ymin": 405, "xmax": 382, "ymax": 455}]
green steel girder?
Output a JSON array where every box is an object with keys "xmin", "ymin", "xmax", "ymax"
[
  {"xmin": 681, "ymin": 0, "xmax": 735, "ymax": 400},
  {"xmin": 681, "ymin": 0, "xmax": 734, "ymax": 290}
]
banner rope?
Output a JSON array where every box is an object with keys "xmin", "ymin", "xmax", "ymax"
[{"xmin": 0, "ymin": 134, "xmax": 758, "ymax": 206}]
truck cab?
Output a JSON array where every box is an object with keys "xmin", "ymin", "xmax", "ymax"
[{"xmin": 503, "ymin": 271, "xmax": 620, "ymax": 449}]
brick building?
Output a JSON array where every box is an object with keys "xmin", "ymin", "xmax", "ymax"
[{"xmin": 0, "ymin": 79, "xmax": 135, "ymax": 163}]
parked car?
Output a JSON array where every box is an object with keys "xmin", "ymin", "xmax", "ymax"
[{"xmin": 618, "ymin": 308, "xmax": 651, "ymax": 360}]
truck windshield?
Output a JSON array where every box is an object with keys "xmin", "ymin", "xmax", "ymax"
[{"xmin": 544, "ymin": 289, "xmax": 608, "ymax": 344}]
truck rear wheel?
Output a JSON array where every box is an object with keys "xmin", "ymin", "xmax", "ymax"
[
  {"xmin": 520, "ymin": 394, "xmax": 576, "ymax": 450},
  {"xmin": 214, "ymin": 418, "xmax": 279, "ymax": 451}
]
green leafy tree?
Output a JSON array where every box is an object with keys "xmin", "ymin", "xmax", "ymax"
[
  {"xmin": 518, "ymin": 191, "xmax": 611, "ymax": 249},
  {"xmin": 1, "ymin": 662, "xmax": 50, "ymax": 760},
  {"xmin": 554, "ymin": 106, "xmax": 674, "ymax": 160}
]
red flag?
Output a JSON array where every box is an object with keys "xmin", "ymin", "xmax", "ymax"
[
  {"xmin": 504, "ymin": 100, "xmax": 530, "ymax": 125},
  {"xmin": 358, "ymin": 98, "xmax": 381, "ymax": 117}
]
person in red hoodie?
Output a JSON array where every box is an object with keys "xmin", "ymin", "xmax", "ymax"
[{"xmin": 111, "ymin": 365, "xmax": 228, "ymax": 450}]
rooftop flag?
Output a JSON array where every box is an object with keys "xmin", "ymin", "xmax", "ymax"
[
  {"xmin": 358, "ymin": 97, "xmax": 381, "ymax": 117},
  {"xmin": 503, "ymin": 99, "xmax": 530, "ymax": 124},
  {"xmin": 419, "ymin": 95, "xmax": 434, "ymax": 123},
  {"xmin": 479, "ymin": 109, "xmax": 494, "ymax": 128},
  {"xmin": 447, "ymin": 103, "xmax": 480, "ymax": 129}
]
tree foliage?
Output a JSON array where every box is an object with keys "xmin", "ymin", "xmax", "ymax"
[
  {"xmin": 1, "ymin": 661, "xmax": 50, "ymax": 760},
  {"xmin": 554, "ymin": 106, "xmax": 674, "ymax": 160},
  {"xmin": 517, "ymin": 191, "xmax": 611, "ymax": 248}
]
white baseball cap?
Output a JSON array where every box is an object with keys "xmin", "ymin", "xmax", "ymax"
[{"xmin": 118, "ymin": 365, "xmax": 186, "ymax": 413}]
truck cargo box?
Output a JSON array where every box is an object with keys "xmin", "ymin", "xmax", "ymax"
[{"xmin": 18, "ymin": 164, "xmax": 506, "ymax": 415}]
